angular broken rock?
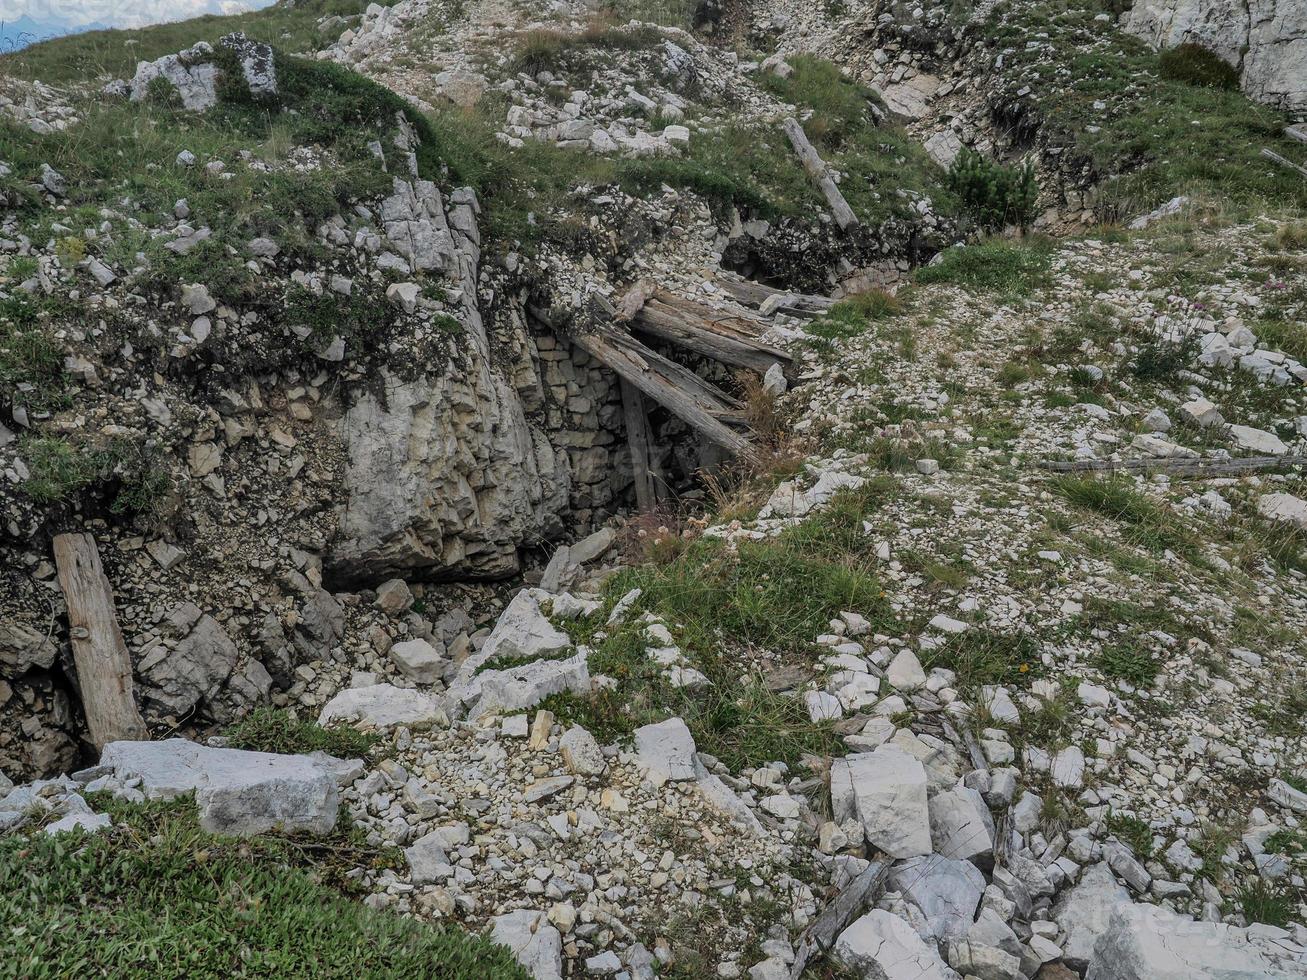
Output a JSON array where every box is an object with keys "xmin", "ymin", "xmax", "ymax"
[
  {"xmin": 471, "ymin": 589, "xmax": 572, "ymax": 667},
  {"xmin": 1086, "ymin": 900, "xmax": 1307, "ymax": 979},
  {"xmin": 559, "ymin": 726, "xmax": 606, "ymax": 776},
  {"xmin": 830, "ymin": 744, "xmax": 932, "ymax": 858},
  {"xmin": 889, "ymin": 854, "xmax": 985, "ymax": 940},
  {"xmin": 388, "ymin": 637, "xmax": 444, "ymax": 684},
  {"xmin": 450, "ymin": 651, "xmax": 589, "ymax": 719},
  {"xmin": 634, "ymin": 717, "xmax": 697, "ymax": 785},
  {"xmin": 1053, "ymin": 862, "xmax": 1131, "ymax": 973},
  {"xmin": 490, "ymin": 909, "xmax": 563, "ymax": 980},
  {"xmin": 405, "ymin": 829, "xmax": 452, "ymax": 885},
  {"xmin": 100, "ymin": 739, "xmax": 339, "ymax": 836},
  {"xmin": 317, "ymin": 683, "xmax": 444, "ymax": 729},
  {"xmin": 929, "ymin": 785, "xmax": 995, "ymax": 865},
  {"xmin": 1258, "ymin": 493, "xmax": 1307, "ymax": 531},
  {"xmin": 834, "ymin": 909, "xmax": 959, "ymax": 980}
]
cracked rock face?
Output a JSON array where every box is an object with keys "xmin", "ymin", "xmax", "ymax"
[{"xmin": 1124, "ymin": 0, "xmax": 1307, "ymax": 118}]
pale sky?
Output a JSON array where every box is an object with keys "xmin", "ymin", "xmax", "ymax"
[{"xmin": 0, "ymin": 0, "xmax": 273, "ymax": 30}]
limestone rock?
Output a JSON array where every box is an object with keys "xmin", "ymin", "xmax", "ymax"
[
  {"xmin": 490, "ymin": 909, "xmax": 564, "ymax": 980},
  {"xmin": 830, "ymin": 745, "xmax": 932, "ymax": 858},
  {"xmin": 834, "ymin": 909, "xmax": 960, "ymax": 980},
  {"xmin": 634, "ymin": 717, "xmax": 697, "ymax": 785},
  {"xmin": 317, "ymin": 683, "xmax": 444, "ymax": 729},
  {"xmin": 100, "ymin": 739, "xmax": 339, "ymax": 836}
]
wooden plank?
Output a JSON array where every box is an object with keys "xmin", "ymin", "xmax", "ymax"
[
  {"xmin": 783, "ymin": 117, "xmax": 859, "ymax": 231},
  {"xmin": 1287, "ymin": 124, "xmax": 1307, "ymax": 145},
  {"xmin": 715, "ymin": 278, "xmax": 835, "ymax": 320},
  {"xmin": 53, "ymin": 532, "xmax": 149, "ymax": 749},
  {"xmin": 632, "ymin": 296, "xmax": 792, "ymax": 375},
  {"xmin": 788, "ymin": 858, "xmax": 892, "ymax": 978},
  {"xmin": 1262, "ymin": 147, "xmax": 1307, "ymax": 180},
  {"xmin": 605, "ymin": 330, "xmax": 745, "ymax": 416},
  {"xmin": 1037, "ymin": 453, "xmax": 1307, "ymax": 478},
  {"xmin": 570, "ymin": 331, "xmax": 753, "ymax": 456},
  {"xmin": 620, "ymin": 379, "xmax": 658, "ymax": 512}
]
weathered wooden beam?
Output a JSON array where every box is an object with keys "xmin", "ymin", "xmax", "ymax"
[
  {"xmin": 715, "ymin": 278, "xmax": 835, "ymax": 320},
  {"xmin": 1286, "ymin": 124, "xmax": 1307, "ymax": 145},
  {"xmin": 783, "ymin": 117, "xmax": 859, "ymax": 231},
  {"xmin": 605, "ymin": 330, "xmax": 745, "ymax": 416},
  {"xmin": 569, "ymin": 331, "xmax": 753, "ymax": 456},
  {"xmin": 1037, "ymin": 453, "xmax": 1307, "ymax": 478},
  {"xmin": 620, "ymin": 379, "xmax": 658, "ymax": 512},
  {"xmin": 615, "ymin": 281, "xmax": 656, "ymax": 322},
  {"xmin": 1262, "ymin": 147, "xmax": 1307, "ymax": 180},
  {"xmin": 788, "ymin": 858, "xmax": 892, "ymax": 978},
  {"xmin": 53, "ymin": 532, "xmax": 149, "ymax": 749},
  {"xmin": 631, "ymin": 295, "xmax": 792, "ymax": 375}
]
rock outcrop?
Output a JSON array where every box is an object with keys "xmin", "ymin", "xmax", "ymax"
[{"xmin": 1124, "ymin": 0, "xmax": 1307, "ymax": 117}]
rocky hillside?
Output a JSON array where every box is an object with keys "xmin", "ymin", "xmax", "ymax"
[{"xmin": 3, "ymin": 0, "xmax": 1307, "ymax": 978}]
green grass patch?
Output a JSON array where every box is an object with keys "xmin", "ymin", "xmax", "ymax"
[
  {"xmin": 1106, "ymin": 811, "xmax": 1155, "ymax": 859},
  {"xmin": 224, "ymin": 707, "xmax": 380, "ymax": 758},
  {"xmin": 544, "ymin": 486, "xmax": 896, "ymax": 768},
  {"xmin": 0, "ymin": 0, "xmax": 389, "ymax": 84},
  {"xmin": 0, "ymin": 795, "xmax": 526, "ymax": 978},
  {"xmin": 981, "ymin": 0, "xmax": 1307, "ymax": 218},
  {"xmin": 1094, "ymin": 642, "xmax": 1159, "ymax": 687},
  {"xmin": 1235, "ymin": 879, "xmax": 1297, "ymax": 929},
  {"xmin": 915, "ymin": 238, "xmax": 1052, "ymax": 294},
  {"xmin": 1052, "ymin": 475, "xmax": 1198, "ymax": 560},
  {"xmin": 923, "ymin": 629, "xmax": 1043, "ymax": 691},
  {"xmin": 1157, "ymin": 43, "xmax": 1240, "ymax": 91}
]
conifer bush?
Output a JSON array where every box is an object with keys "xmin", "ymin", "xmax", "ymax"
[{"xmin": 946, "ymin": 148, "xmax": 1039, "ymax": 232}]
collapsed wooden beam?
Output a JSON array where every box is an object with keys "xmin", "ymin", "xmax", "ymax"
[
  {"xmin": 568, "ymin": 330, "xmax": 753, "ymax": 456},
  {"xmin": 1262, "ymin": 147, "xmax": 1307, "ymax": 180},
  {"xmin": 53, "ymin": 532, "xmax": 149, "ymax": 749},
  {"xmin": 715, "ymin": 278, "xmax": 835, "ymax": 320},
  {"xmin": 631, "ymin": 293, "xmax": 793, "ymax": 376},
  {"xmin": 1037, "ymin": 453, "xmax": 1307, "ymax": 478},
  {"xmin": 620, "ymin": 379, "xmax": 659, "ymax": 512},
  {"xmin": 783, "ymin": 117, "xmax": 859, "ymax": 231}
]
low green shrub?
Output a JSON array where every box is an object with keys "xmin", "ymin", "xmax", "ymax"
[
  {"xmin": 1158, "ymin": 43, "xmax": 1240, "ymax": 90},
  {"xmin": 946, "ymin": 148, "xmax": 1038, "ymax": 232}
]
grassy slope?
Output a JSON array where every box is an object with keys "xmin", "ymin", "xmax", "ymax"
[
  {"xmin": 0, "ymin": 797, "xmax": 527, "ymax": 979},
  {"xmin": 0, "ymin": 0, "xmax": 391, "ymax": 84},
  {"xmin": 979, "ymin": 0, "xmax": 1307, "ymax": 218}
]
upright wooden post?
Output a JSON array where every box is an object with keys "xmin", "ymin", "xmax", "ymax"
[
  {"xmin": 620, "ymin": 379, "xmax": 658, "ymax": 512},
  {"xmin": 53, "ymin": 533, "xmax": 149, "ymax": 749}
]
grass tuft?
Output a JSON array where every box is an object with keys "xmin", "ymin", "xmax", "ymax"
[
  {"xmin": 224, "ymin": 707, "xmax": 379, "ymax": 758},
  {"xmin": 915, "ymin": 238, "xmax": 1052, "ymax": 294}
]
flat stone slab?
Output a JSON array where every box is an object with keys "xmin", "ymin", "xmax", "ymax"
[
  {"xmin": 634, "ymin": 717, "xmax": 697, "ymax": 785},
  {"xmin": 100, "ymin": 739, "xmax": 339, "ymax": 836},
  {"xmin": 317, "ymin": 683, "xmax": 444, "ymax": 729}
]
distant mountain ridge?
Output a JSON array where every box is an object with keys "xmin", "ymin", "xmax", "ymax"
[{"xmin": 0, "ymin": 14, "xmax": 109, "ymax": 51}]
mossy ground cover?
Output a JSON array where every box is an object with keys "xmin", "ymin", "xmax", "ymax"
[{"xmin": 0, "ymin": 796, "xmax": 527, "ymax": 979}]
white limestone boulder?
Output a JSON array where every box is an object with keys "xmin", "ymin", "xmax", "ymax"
[
  {"xmin": 317, "ymin": 683, "xmax": 444, "ymax": 729},
  {"xmin": 830, "ymin": 744, "xmax": 932, "ymax": 858},
  {"xmin": 100, "ymin": 739, "xmax": 340, "ymax": 836}
]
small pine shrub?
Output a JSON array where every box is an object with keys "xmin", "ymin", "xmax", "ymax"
[
  {"xmin": 1158, "ymin": 43, "xmax": 1240, "ymax": 90},
  {"xmin": 946, "ymin": 148, "xmax": 1039, "ymax": 232}
]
